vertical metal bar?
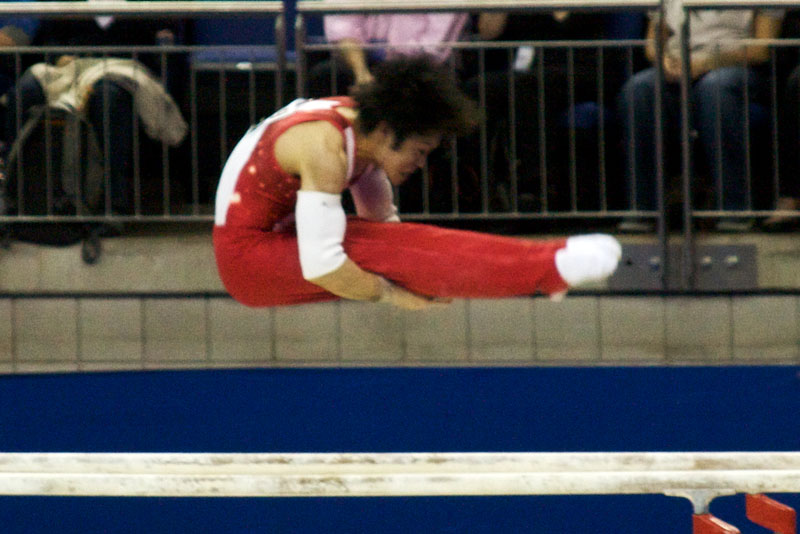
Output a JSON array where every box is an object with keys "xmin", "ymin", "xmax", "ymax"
[
  {"xmin": 770, "ymin": 47, "xmax": 779, "ymax": 205},
  {"xmin": 742, "ymin": 46, "xmax": 752, "ymax": 211},
  {"xmin": 295, "ymin": 13, "xmax": 307, "ymax": 98},
  {"xmin": 330, "ymin": 53, "xmax": 339, "ymax": 96},
  {"xmin": 72, "ymin": 56, "xmax": 83, "ymax": 215},
  {"xmin": 44, "ymin": 52, "xmax": 54, "ymax": 216},
  {"xmin": 680, "ymin": 8, "xmax": 695, "ymax": 291},
  {"xmin": 132, "ymin": 51, "xmax": 142, "ymax": 216},
  {"xmin": 625, "ymin": 45, "xmax": 636, "ymax": 210},
  {"xmin": 160, "ymin": 50, "xmax": 170, "ymax": 215},
  {"xmin": 275, "ymin": 13, "xmax": 286, "ymax": 108},
  {"xmin": 102, "ymin": 56, "xmax": 112, "ymax": 216},
  {"xmin": 714, "ymin": 43, "xmax": 723, "ymax": 211},
  {"xmin": 537, "ymin": 46, "xmax": 548, "ymax": 212},
  {"xmin": 248, "ymin": 52, "xmax": 256, "ymax": 125},
  {"xmin": 769, "ymin": 47, "xmax": 789, "ymax": 205},
  {"xmin": 567, "ymin": 47, "xmax": 577, "ymax": 212},
  {"xmin": 189, "ymin": 57, "xmax": 200, "ymax": 216},
  {"xmin": 653, "ymin": 10, "xmax": 669, "ymax": 291},
  {"xmin": 422, "ymin": 159, "xmax": 430, "ymax": 214},
  {"xmin": 218, "ymin": 60, "xmax": 227, "ymax": 177},
  {"xmin": 449, "ymin": 58, "xmax": 459, "ymax": 215},
  {"xmin": 597, "ymin": 45, "xmax": 607, "ymax": 212},
  {"xmin": 13, "ymin": 51, "xmax": 22, "ymax": 214},
  {"xmin": 478, "ymin": 48, "xmax": 488, "ymax": 214},
  {"xmin": 508, "ymin": 46, "xmax": 518, "ymax": 213}
]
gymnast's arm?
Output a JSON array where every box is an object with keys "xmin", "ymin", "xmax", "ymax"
[
  {"xmin": 349, "ymin": 168, "xmax": 400, "ymax": 222},
  {"xmin": 273, "ymin": 121, "xmax": 436, "ymax": 309}
]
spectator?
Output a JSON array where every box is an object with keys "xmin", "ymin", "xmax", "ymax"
[
  {"xmin": 306, "ymin": 5, "xmax": 469, "ymax": 97},
  {"xmin": 11, "ymin": 0, "xmax": 188, "ymax": 215},
  {"xmin": 0, "ymin": 0, "xmax": 40, "ymax": 154},
  {"xmin": 617, "ymin": 3, "xmax": 783, "ymax": 233},
  {"xmin": 765, "ymin": 20, "xmax": 800, "ymax": 231},
  {"xmin": 460, "ymin": 11, "xmax": 627, "ymax": 212},
  {"xmin": 0, "ymin": 1, "xmax": 39, "ymax": 95}
]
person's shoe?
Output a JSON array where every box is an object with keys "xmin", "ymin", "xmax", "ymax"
[
  {"xmin": 715, "ymin": 217, "xmax": 755, "ymax": 233},
  {"xmin": 617, "ymin": 218, "xmax": 654, "ymax": 233},
  {"xmin": 555, "ymin": 234, "xmax": 622, "ymax": 287},
  {"xmin": 762, "ymin": 197, "xmax": 800, "ymax": 232}
]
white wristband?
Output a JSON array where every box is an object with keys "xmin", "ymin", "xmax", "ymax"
[{"xmin": 295, "ymin": 190, "xmax": 348, "ymax": 280}]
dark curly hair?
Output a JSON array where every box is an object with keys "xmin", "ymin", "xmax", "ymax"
[{"xmin": 351, "ymin": 55, "xmax": 479, "ymax": 146}]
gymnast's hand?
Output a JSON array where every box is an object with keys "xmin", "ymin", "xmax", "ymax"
[
  {"xmin": 377, "ymin": 278, "xmax": 451, "ymax": 310},
  {"xmin": 555, "ymin": 234, "xmax": 622, "ymax": 288}
]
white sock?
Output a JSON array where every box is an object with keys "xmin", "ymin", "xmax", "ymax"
[{"xmin": 554, "ymin": 234, "xmax": 622, "ymax": 287}]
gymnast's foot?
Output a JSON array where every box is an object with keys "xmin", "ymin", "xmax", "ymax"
[{"xmin": 554, "ymin": 234, "xmax": 622, "ymax": 288}]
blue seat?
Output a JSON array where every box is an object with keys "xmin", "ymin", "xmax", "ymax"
[
  {"xmin": 190, "ymin": 16, "xmax": 284, "ymax": 69},
  {"xmin": 189, "ymin": 0, "xmax": 325, "ymax": 70}
]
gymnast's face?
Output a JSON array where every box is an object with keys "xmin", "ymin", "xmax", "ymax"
[{"xmin": 379, "ymin": 131, "xmax": 441, "ymax": 187}]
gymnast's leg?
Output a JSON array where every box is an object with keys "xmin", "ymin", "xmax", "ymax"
[{"xmin": 213, "ymin": 219, "xmax": 619, "ymax": 307}]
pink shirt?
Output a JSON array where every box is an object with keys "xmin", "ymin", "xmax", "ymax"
[{"xmin": 323, "ymin": 13, "xmax": 469, "ymax": 63}]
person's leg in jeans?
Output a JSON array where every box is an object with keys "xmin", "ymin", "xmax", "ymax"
[
  {"xmin": 691, "ymin": 65, "xmax": 763, "ymax": 215},
  {"xmin": 764, "ymin": 63, "xmax": 800, "ymax": 228},
  {"xmin": 3, "ymin": 70, "xmax": 46, "ymax": 152},
  {"xmin": 617, "ymin": 67, "xmax": 682, "ymax": 219},
  {"xmin": 86, "ymin": 79, "xmax": 134, "ymax": 214}
]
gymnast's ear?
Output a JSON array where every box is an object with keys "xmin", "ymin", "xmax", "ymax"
[{"xmin": 374, "ymin": 121, "xmax": 399, "ymax": 148}]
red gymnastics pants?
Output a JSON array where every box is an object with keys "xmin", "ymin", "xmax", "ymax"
[{"xmin": 213, "ymin": 218, "xmax": 568, "ymax": 307}]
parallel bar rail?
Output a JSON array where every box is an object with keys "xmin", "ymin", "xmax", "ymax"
[{"xmin": 0, "ymin": 452, "xmax": 798, "ymax": 502}]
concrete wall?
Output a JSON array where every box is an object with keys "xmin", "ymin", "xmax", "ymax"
[{"xmin": 0, "ymin": 230, "xmax": 798, "ymax": 372}]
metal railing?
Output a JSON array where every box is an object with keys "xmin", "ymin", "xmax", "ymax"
[
  {"xmin": 295, "ymin": 1, "xmax": 658, "ymax": 219},
  {"xmin": 1, "ymin": 1, "xmax": 799, "ymax": 291},
  {"xmin": 0, "ymin": 1, "xmax": 287, "ymax": 223}
]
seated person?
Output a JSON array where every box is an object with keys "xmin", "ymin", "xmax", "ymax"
[
  {"xmin": 460, "ymin": 11, "xmax": 622, "ymax": 213},
  {"xmin": 616, "ymin": 2, "xmax": 783, "ymax": 232},
  {"xmin": 306, "ymin": 5, "xmax": 469, "ymax": 97},
  {"xmin": 0, "ymin": 1, "xmax": 39, "ymax": 151}
]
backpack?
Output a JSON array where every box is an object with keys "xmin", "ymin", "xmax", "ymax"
[{"xmin": 1, "ymin": 103, "xmax": 106, "ymax": 262}]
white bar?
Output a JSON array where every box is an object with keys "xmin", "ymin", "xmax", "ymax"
[
  {"xmin": 0, "ymin": 452, "xmax": 798, "ymax": 497},
  {"xmin": 3, "ymin": 452, "xmax": 800, "ymax": 475},
  {"xmin": 2, "ymin": 470, "xmax": 800, "ymax": 497},
  {"xmin": 297, "ymin": 0, "xmax": 660, "ymax": 14},
  {"xmin": 0, "ymin": 2, "xmax": 283, "ymax": 16}
]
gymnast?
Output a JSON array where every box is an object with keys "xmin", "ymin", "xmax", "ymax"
[{"xmin": 213, "ymin": 55, "xmax": 621, "ymax": 309}]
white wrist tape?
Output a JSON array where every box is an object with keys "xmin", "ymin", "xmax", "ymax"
[{"xmin": 295, "ymin": 190, "xmax": 348, "ymax": 280}]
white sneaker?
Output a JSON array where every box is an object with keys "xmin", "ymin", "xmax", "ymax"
[{"xmin": 555, "ymin": 234, "xmax": 622, "ymax": 287}]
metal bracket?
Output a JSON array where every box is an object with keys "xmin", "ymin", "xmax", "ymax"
[
  {"xmin": 664, "ymin": 488, "xmax": 737, "ymax": 514},
  {"xmin": 609, "ymin": 244, "xmax": 758, "ymax": 291}
]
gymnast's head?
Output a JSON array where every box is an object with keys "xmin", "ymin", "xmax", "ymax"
[{"xmin": 350, "ymin": 55, "xmax": 479, "ymax": 185}]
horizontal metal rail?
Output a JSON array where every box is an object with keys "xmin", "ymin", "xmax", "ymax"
[
  {"xmin": 0, "ymin": 452, "xmax": 798, "ymax": 504},
  {"xmin": 682, "ymin": 0, "xmax": 800, "ymax": 9},
  {"xmin": 0, "ymin": 1, "xmax": 283, "ymax": 17},
  {"xmin": 297, "ymin": 0, "xmax": 659, "ymax": 14}
]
